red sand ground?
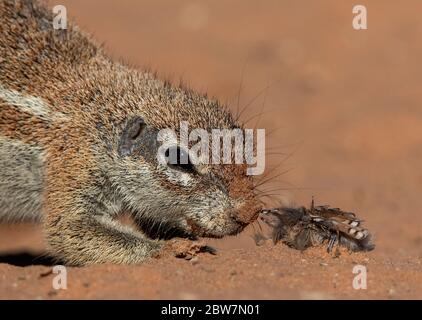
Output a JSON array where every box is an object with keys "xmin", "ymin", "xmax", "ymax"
[{"xmin": 0, "ymin": 0, "xmax": 421, "ymax": 299}]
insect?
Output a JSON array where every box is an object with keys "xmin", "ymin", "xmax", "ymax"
[{"xmin": 258, "ymin": 199, "xmax": 375, "ymax": 253}]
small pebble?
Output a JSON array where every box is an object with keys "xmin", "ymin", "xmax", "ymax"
[{"xmin": 47, "ymin": 290, "xmax": 57, "ymax": 296}]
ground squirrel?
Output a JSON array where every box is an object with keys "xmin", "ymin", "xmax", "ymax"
[{"xmin": 0, "ymin": 0, "xmax": 261, "ymax": 265}]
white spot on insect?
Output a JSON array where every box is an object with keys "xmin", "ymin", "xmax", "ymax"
[
  {"xmin": 350, "ymin": 220, "xmax": 360, "ymax": 227},
  {"xmin": 349, "ymin": 228, "xmax": 357, "ymax": 235},
  {"xmin": 355, "ymin": 231, "xmax": 364, "ymax": 239}
]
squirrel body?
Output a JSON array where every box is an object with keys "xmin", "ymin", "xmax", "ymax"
[{"xmin": 0, "ymin": 0, "xmax": 260, "ymax": 265}]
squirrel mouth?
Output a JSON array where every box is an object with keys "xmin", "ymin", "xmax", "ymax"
[
  {"xmin": 137, "ymin": 216, "xmax": 248, "ymax": 240},
  {"xmin": 186, "ymin": 218, "xmax": 247, "ymax": 238}
]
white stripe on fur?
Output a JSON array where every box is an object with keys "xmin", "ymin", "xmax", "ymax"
[{"xmin": 0, "ymin": 84, "xmax": 67, "ymax": 121}]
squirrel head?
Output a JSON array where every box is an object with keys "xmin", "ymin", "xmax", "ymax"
[{"xmin": 95, "ymin": 71, "xmax": 263, "ymax": 239}]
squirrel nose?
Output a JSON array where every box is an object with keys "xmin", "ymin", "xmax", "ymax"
[{"xmin": 230, "ymin": 201, "xmax": 261, "ymax": 224}]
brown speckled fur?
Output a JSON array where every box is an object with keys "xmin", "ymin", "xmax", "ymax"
[{"xmin": 0, "ymin": 0, "xmax": 261, "ymax": 265}]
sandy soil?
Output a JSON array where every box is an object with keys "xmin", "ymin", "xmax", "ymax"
[{"xmin": 1, "ymin": 0, "xmax": 421, "ymax": 299}]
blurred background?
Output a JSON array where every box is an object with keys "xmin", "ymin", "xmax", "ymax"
[{"xmin": 1, "ymin": 0, "xmax": 421, "ymax": 261}]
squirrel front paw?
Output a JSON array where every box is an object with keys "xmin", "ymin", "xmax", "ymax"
[{"xmin": 155, "ymin": 238, "xmax": 216, "ymax": 260}]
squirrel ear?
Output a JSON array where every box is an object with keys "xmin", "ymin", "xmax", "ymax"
[{"xmin": 118, "ymin": 117, "xmax": 146, "ymax": 156}]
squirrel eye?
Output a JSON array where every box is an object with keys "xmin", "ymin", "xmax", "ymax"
[{"xmin": 165, "ymin": 146, "xmax": 195, "ymax": 173}]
